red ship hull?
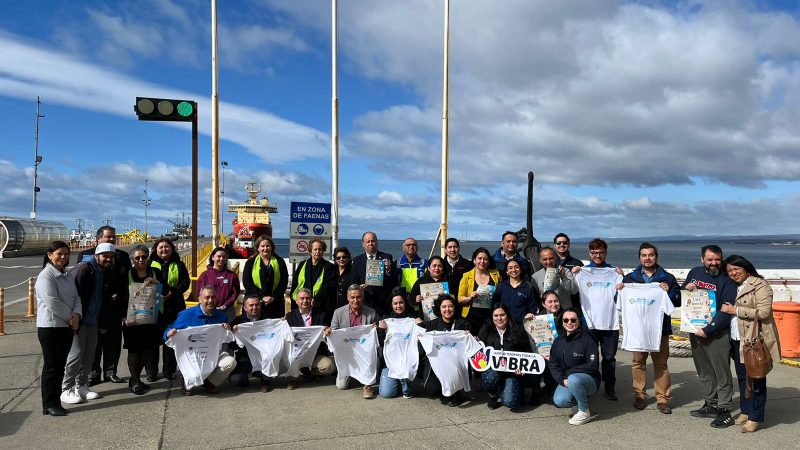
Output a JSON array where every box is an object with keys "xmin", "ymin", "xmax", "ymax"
[{"xmin": 230, "ymin": 221, "xmax": 272, "ymax": 259}]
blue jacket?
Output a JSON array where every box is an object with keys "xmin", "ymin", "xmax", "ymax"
[
  {"xmin": 623, "ymin": 265, "xmax": 681, "ymax": 336},
  {"xmin": 164, "ymin": 305, "xmax": 228, "ymax": 341},
  {"xmin": 493, "ymin": 248, "xmax": 533, "ymax": 280},
  {"xmin": 492, "ymin": 279, "xmax": 539, "ymax": 324},
  {"xmin": 681, "ymin": 267, "xmax": 737, "ymax": 337}
]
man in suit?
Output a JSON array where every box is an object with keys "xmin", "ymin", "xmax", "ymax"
[
  {"xmin": 229, "ymin": 294, "xmax": 271, "ymax": 392},
  {"xmin": 325, "ymin": 284, "xmax": 380, "ymax": 398},
  {"xmin": 285, "ymin": 288, "xmax": 334, "ymax": 389},
  {"xmin": 350, "ymin": 231, "xmax": 395, "ymax": 317}
]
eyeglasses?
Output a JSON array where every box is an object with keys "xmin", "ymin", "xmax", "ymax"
[
  {"xmin": 555, "ymin": 241, "xmax": 569, "ymax": 246},
  {"xmin": 562, "ymin": 318, "xmax": 578, "ymax": 324},
  {"xmin": 589, "ymin": 251, "xmax": 606, "ymax": 256},
  {"xmin": 335, "ymin": 256, "xmax": 349, "ymax": 260},
  {"xmin": 132, "ymin": 256, "xmax": 148, "ymax": 261}
]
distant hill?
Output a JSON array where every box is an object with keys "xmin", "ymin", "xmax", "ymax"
[{"xmin": 572, "ymin": 234, "xmax": 800, "ymax": 244}]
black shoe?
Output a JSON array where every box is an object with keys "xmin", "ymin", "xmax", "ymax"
[
  {"xmin": 139, "ymin": 382, "xmax": 151, "ymax": 390},
  {"xmin": 88, "ymin": 377, "xmax": 102, "ymax": 387},
  {"xmin": 529, "ymin": 392, "xmax": 543, "ymax": 406},
  {"xmin": 439, "ymin": 396, "xmax": 449, "ymax": 405},
  {"xmin": 447, "ymin": 392, "xmax": 462, "ymax": 407},
  {"xmin": 43, "ymin": 407, "xmax": 69, "ymax": 416},
  {"xmin": 130, "ymin": 384, "xmax": 147, "ymax": 396},
  {"xmin": 487, "ymin": 395, "xmax": 500, "ymax": 410},
  {"xmin": 690, "ymin": 403, "xmax": 718, "ymax": 418},
  {"xmin": 146, "ymin": 374, "xmax": 159, "ymax": 383},
  {"xmin": 604, "ymin": 391, "xmax": 618, "ymax": 401},
  {"xmin": 164, "ymin": 372, "xmax": 175, "ymax": 381},
  {"xmin": 710, "ymin": 410, "xmax": 734, "ymax": 428},
  {"xmin": 105, "ymin": 374, "xmax": 125, "ymax": 383}
]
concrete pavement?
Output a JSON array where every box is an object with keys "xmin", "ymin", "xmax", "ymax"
[{"xmin": 0, "ymin": 317, "xmax": 798, "ymax": 449}]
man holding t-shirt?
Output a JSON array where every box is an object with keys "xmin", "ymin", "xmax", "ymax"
[
  {"xmin": 682, "ymin": 245, "xmax": 737, "ymax": 428},
  {"xmin": 617, "ymin": 243, "xmax": 680, "ymax": 414}
]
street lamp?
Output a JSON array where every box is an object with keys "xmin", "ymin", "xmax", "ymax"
[
  {"xmin": 220, "ymin": 160, "xmax": 228, "ymax": 237},
  {"xmin": 31, "ymin": 97, "xmax": 45, "ymax": 219}
]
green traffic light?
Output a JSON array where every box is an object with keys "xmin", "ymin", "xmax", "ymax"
[{"xmin": 177, "ymin": 101, "xmax": 194, "ymax": 117}]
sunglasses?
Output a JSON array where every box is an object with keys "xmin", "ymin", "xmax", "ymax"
[
  {"xmin": 562, "ymin": 318, "xmax": 578, "ymax": 324},
  {"xmin": 132, "ymin": 256, "xmax": 148, "ymax": 261},
  {"xmin": 335, "ymin": 256, "xmax": 349, "ymax": 260},
  {"xmin": 555, "ymin": 241, "xmax": 569, "ymax": 245}
]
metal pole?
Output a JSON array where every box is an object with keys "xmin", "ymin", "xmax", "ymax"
[
  {"xmin": 439, "ymin": 0, "xmax": 450, "ymax": 258},
  {"xmin": 32, "ymin": 96, "xmax": 44, "ymax": 219},
  {"xmin": 331, "ymin": 0, "xmax": 340, "ymax": 250},
  {"xmin": 26, "ymin": 277, "xmax": 36, "ymax": 318},
  {"xmin": 0, "ymin": 288, "xmax": 6, "ymax": 336},
  {"xmin": 191, "ymin": 111, "xmax": 199, "ymax": 298},
  {"xmin": 211, "ymin": 0, "xmax": 220, "ymax": 247},
  {"xmin": 143, "ymin": 179, "xmax": 151, "ymax": 239},
  {"xmin": 221, "ymin": 160, "xmax": 228, "ymax": 238}
]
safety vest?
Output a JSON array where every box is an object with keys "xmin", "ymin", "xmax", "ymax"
[
  {"xmin": 398, "ymin": 256, "xmax": 427, "ymax": 311},
  {"xmin": 291, "ymin": 260, "xmax": 325, "ymax": 300},
  {"xmin": 150, "ymin": 260, "xmax": 179, "ymax": 287},
  {"xmin": 252, "ymin": 255, "xmax": 281, "ymax": 293}
]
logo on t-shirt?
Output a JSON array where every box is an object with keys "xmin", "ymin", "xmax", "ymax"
[
  {"xmin": 343, "ymin": 337, "xmax": 368, "ymax": 345},
  {"xmin": 586, "ymin": 281, "xmax": 612, "ymax": 288},
  {"xmin": 250, "ymin": 332, "xmax": 276, "ymax": 341},
  {"xmin": 435, "ymin": 342, "xmax": 459, "ymax": 350},
  {"xmin": 628, "ymin": 297, "xmax": 656, "ymax": 306}
]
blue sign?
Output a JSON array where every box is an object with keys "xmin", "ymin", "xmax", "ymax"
[
  {"xmin": 313, "ymin": 224, "xmax": 325, "ymax": 235},
  {"xmin": 296, "ymin": 224, "xmax": 309, "ymax": 235},
  {"xmin": 290, "ymin": 202, "xmax": 332, "ymax": 223}
]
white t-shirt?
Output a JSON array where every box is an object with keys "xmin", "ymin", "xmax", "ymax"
[
  {"xmin": 383, "ymin": 318, "xmax": 426, "ymax": 380},
  {"xmin": 281, "ymin": 326, "xmax": 326, "ymax": 377},
  {"xmin": 576, "ymin": 267, "xmax": 623, "ymax": 330},
  {"xmin": 234, "ymin": 319, "xmax": 294, "ymax": 377},
  {"xmin": 326, "ymin": 325, "xmax": 378, "ymax": 385},
  {"xmin": 418, "ymin": 331, "xmax": 483, "ymax": 397},
  {"xmin": 168, "ymin": 324, "xmax": 233, "ymax": 389},
  {"xmin": 618, "ymin": 283, "xmax": 675, "ymax": 352}
]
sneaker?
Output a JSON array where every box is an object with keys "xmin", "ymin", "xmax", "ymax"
[
  {"xmin": 77, "ymin": 385, "xmax": 101, "ymax": 400},
  {"xmin": 690, "ymin": 403, "xmax": 718, "ymax": 418},
  {"xmin": 633, "ymin": 397, "xmax": 647, "ymax": 410},
  {"xmin": 568, "ymin": 409, "xmax": 592, "ymax": 425},
  {"xmin": 402, "ymin": 393, "xmax": 413, "ymax": 399},
  {"xmin": 60, "ymin": 387, "xmax": 85, "ymax": 404},
  {"xmin": 710, "ymin": 409, "xmax": 734, "ymax": 428}
]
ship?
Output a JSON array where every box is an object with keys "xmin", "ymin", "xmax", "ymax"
[
  {"xmin": 163, "ymin": 213, "xmax": 192, "ymax": 240},
  {"xmin": 227, "ymin": 181, "xmax": 278, "ymax": 258}
]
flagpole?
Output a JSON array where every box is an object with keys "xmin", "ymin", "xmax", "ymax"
[
  {"xmin": 211, "ymin": 0, "xmax": 220, "ymax": 246},
  {"xmin": 439, "ymin": 0, "xmax": 450, "ymax": 257},
  {"xmin": 331, "ymin": 0, "xmax": 340, "ymax": 250}
]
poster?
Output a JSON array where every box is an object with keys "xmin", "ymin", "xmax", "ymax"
[
  {"xmin": 543, "ymin": 268, "xmax": 560, "ymax": 291},
  {"xmin": 365, "ymin": 259, "xmax": 384, "ymax": 286},
  {"xmin": 472, "ymin": 285, "xmax": 495, "ymax": 309},
  {"xmin": 420, "ymin": 282, "xmax": 448, "ymax": 320},
  {"xmin": 680, "ymin": 289, "xmax": 716, "ymax": 333},
  {"xmin": 523, "ymin": 314, "xmax": 558, "ymax": 357},
  {"xmin": 126, "ymin": 282, "xmax": 161, "ymax": 325}
]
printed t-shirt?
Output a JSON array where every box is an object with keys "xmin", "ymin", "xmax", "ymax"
[
  {"xmin": 418, "ymin": 331, "xmax": 483, "ymax": 397},
  {"xmin": 281, "ymin": 326, "xmax": 326, "ymax": 377},
  {"xmin": 576, "ymin": 267, "xmax": 623, "ymax": 330},
  {"xmin": 618, "ymin": 283, "xmax": 675, "ymax": 352},
  {"xmin": 234, "ymin": 319, "xmax": 294, "ymax": 377},
  {"xmin": 169, "ymin": 324, "xmax": 233, "ymax": 389},
  {"xmin": 326, "ymin": 325, "xmax": 378, "ymax": 385},
  {"xmin": 383, "ymin": 318, "xmax": 425, "ymax": 380}
]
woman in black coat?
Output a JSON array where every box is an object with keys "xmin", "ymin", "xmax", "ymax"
[
  {"xmin": 242, "ymin": 235, "xmax": 288, "ymax": 319},
  {"xmin": 477, "ymin": 304, "xmax": 531, "ymax": 410}
]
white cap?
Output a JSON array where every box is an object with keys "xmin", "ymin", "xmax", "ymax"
[{"xmin": 95, "ymin": 243, "xmax": 116, "ymax": 254}]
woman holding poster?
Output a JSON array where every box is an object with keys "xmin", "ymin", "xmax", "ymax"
[
  {"xmin": 124, "ymin": 244, "xmax": 163, "ymax": 395},
  {"xmin": 720, "ymin": 255, "xmax": 781, "ymax": 433},
  {"xmin": 548, "ymin": 308, "xmax": 601, "ymax": 425},
  {"xmin": 408, "ymin": 256, "xmax": 452, "ymax": 320},
  {"xmin": 458, "ymin": 248, "xmax": 501, "ymax": 334},
  {"xmin": 477, "ymin": 304, "xmax": 531, "ymax": 410}
]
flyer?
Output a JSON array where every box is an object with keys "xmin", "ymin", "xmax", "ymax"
[
  {"xmin": 542, "ymin": 268, "xmax": 560, "ymax": 291},
  {"xmin": 472, "ymin": 285, "xmax": 495, "ymax": 309},
  {"xmin": 126, "ymin": 282, "xmax": 161, "ymax": 325},
  {"xmin": 680, "ymin": 289, "xmax": 716, "ymax": 333},
  {"xmin": 523, "ymin": 313, "xmax": 558, "ymax": 357},
  {"xmin": 420, "ymin": 282, "xmax": 449, "ymax": 320},
  {"xmin": 365, "ymin": 259, "xmax": 384, "ymax": 287}
]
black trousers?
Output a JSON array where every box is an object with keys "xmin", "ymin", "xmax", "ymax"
[
  {"xmin": 589, "ymin": 329, "xmax": 619, "ymax": 394},
  {"xmin": 38, "ymin": 327, "xmax": 74, "ymax": 409},
  {"xmin": 146, "ymin": 343, "xmax": 177, "ymax": 378},
  {"xmin": 91, "ymin": 324, "xmax": 122, "ymax": 378}
]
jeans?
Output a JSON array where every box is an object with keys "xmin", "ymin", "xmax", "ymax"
[
  {"xmin": 730, "ymin": 340, "xmax": 767, "ymax": 422},
  {"xmin": 481, "ymin": 368, "xmax": 523, "ymax": 409},
  {"xmin": 62, "ymin": 324, "xmax": 98, "ymax": 391},
  {"xmin": 553, "ymin": 373, "xmax": 598, "ymax": 412},
  {"xmin": 38, "ymin": 327, "xmax": 74, "ymax": 409},
  {"xmin": 589, "ymin": 329, "xmax": 619, "ymax": 394},
  {"xmin": 378, "ymin": 367, "xmax": 411, "ymax": 398}
]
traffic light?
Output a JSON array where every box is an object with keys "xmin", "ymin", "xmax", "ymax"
[{"xmin": 134, "ymin": 97, "xmax": 197, "ymax": 122}]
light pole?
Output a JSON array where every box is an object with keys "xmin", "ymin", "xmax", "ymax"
[
  {"xmin": 220, "ymin": 160, "xmax": 228, "ymax": 237},
  {"xmin": 142, "ymin": 178, "xmax": 151, "ymax": 239},
  {"xmin": 32, "ymin": 97, "xmax": 44, "ymax": 219}
]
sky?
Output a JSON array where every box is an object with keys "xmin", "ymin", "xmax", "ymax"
[{"xmin": 2, "ymin": 0, "xmax": 800, "ymax": 243}]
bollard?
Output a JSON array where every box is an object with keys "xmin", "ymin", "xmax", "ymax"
[
  {"xmin": 27, "ymin": 277, "xmax": 36, "ymax": 318},
  {"xmin": 0, "ymin": 288, "xmax": 5, "ymax": 336}
]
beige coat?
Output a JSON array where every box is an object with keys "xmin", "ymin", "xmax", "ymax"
[{"xmin": 735, "ymin": 276, "xmax": 781, "ymax": 363}]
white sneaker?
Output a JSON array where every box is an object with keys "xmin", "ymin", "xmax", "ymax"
[
  {"xmin": 77, "ymin": 385, "xmax": 101, "ymax": 400},
  {"xmin": 569, "ymin": 409, "xmax": 592, "ymax": 425},
  {"xmin": 60, "ymin": 387, "xmax": 85, "ymax": 404}
]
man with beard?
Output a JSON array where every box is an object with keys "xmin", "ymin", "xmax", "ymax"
[{"xmin": 682, "ymin": 245, "xmax": 737, "ymax": 428}]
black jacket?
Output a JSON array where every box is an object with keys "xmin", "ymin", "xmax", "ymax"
[
  {"xmin": 548, "ymin": 328, "xmax": 600, "ymax": 387},
  {"xmin": 350, "ymin": 251, "xmax": 395, "ymax": 317},
  {"xmin": 407, "ymin": 274, "xmax": 452, "ymax": 318},
  {"xmin": 477, "ymin": 325, "xmax": 531, "ymax": 353},
  {"xmin": 420, "ymin": 317, "xmax": 470, "ymax": 332},
  {"xmin": 289, "ymin": 258, "xmax": 337, "ymax": 314},
  {"xmin": 242, "ymin": 255, "xmax": 289, "ymax": 319},
  {"xmin": 444, "ymin": 256, "xmax": 474, "ymax": 290}
]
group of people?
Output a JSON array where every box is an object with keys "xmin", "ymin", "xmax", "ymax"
[{"xmin": 35, "ymin": 228, "xmax": 781, "ymax": 433}]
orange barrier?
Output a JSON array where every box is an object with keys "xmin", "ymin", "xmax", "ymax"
[
  {"xmin": 774, "ymin": 301, "xmax": 800, "ymax": 358},
  {"xmin": 27, "ymin": 277, "xmax": 36, "ymax": 318},
  {"xmin": 0, "ymin": 288, "xmax": 5, "ymax": 336}
]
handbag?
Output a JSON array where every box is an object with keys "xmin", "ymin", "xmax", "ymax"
[{"xmin": 742, "ymin": 318, "xmax": 772, "ymax": 398}]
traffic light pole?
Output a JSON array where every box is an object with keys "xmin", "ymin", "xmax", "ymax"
[{"xmin": 191, "ymin": 114, "xmax": 198, "ymax": 298}]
